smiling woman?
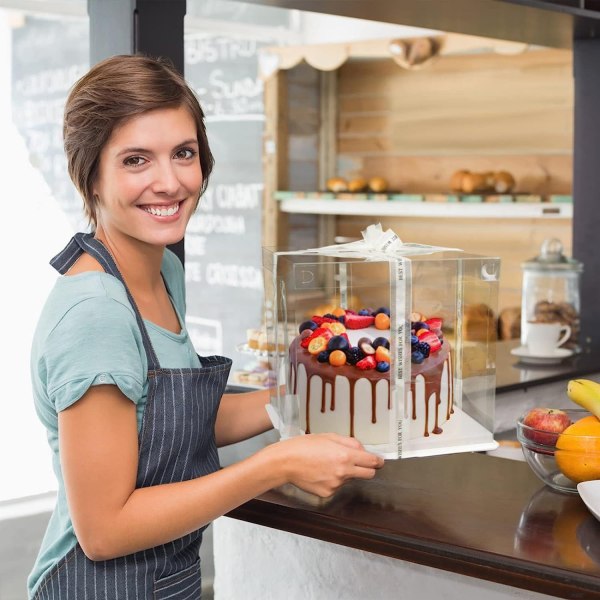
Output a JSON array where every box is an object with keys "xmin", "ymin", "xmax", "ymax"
[{"xmin": 28, "ymin": 54, "xmax": 384, "ymax": 600}]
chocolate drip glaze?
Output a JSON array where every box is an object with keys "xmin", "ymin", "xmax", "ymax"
[{"xmin": 290, "ymin": 338, "xmax": 452, "ymax": 438}]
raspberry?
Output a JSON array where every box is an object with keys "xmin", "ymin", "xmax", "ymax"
[{"xmin": 344, "ymin": 347, "xmax": 362, "ymax": 365}]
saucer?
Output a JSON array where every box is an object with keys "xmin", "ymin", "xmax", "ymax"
[
  {"xmin": 510, "ymin": 346, "xmax": 574, "ymax": 365},
  {"xmin": 578, "ymin": 481, "xmax": 600, "ymax": 523}
]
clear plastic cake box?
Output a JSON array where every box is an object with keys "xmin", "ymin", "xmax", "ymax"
[{"xmin": 263, "ymin": 227, "xmax": 500, "ymax": 460}]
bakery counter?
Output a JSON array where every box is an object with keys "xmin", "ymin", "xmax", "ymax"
[{"xmin": 221, "ymin": 453, "xmax": 600, "ymax": 599}]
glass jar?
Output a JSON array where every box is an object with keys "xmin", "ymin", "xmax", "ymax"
[{"xmin": 521, "ymin": 239, "xmax": 582, "ymax": 352}]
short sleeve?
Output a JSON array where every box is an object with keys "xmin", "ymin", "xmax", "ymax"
[{"xmin": 43, "ymin": 296, "xmax": 146, "ymax": 412}]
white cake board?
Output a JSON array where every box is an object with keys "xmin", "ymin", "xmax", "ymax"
[{"xmin": 397, "ymin": 406, "xmax": 498, "ymax": 459}]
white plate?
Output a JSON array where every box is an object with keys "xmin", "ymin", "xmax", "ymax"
[
  {"xmin": 577, "ymin": 480, "xmax": 600, "ymax": 522},
  {"xmin": 510, "ymin": 345, "xmax": 574, "ymax": 364}
]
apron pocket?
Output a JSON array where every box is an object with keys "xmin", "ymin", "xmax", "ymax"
[{"xmin": 153, "ymin": 558, "xmax": 201, "ymax": 599}]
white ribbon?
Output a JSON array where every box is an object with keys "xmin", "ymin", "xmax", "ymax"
[{"xmin": 278, "ymin": 223, "xmax": 462, "ymax": 259}]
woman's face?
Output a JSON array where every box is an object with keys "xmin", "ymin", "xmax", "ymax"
[{"xmin": 93, "ymin": 105, "xmax": 202, "ymax": 248}]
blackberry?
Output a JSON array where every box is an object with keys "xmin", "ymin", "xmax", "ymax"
[
  {"xmin": 345, "ymin": 347, "xmax": 363, "ymax": 365},
  {"xmin": 317, "ymin": 351, "xmax": 330, "ymax": 363},
  {"xmin": 323, "ymin": 313, "xmax": 338, "ymax": 320},
  {"xmin": 416, "ymin": 342, "xmax": 430, "ymax": 358}
]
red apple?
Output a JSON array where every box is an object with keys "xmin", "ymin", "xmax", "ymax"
[{"xmin": 522, "ymin": 408, "xmax": 572, "ymax": 447}]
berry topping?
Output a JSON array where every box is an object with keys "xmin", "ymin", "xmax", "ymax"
[
  {"xmin": 419, "ymin": 330, "xmax": 442, "ymax": 352},
  {"xmin": 356, "ymin": 355, "xmax": 377, "ymax": 370},
  {"xmin": 311, "ymin": 315, "xmax": 338, "ymax": 326},
  {"xmin": 411, "ymin": 350, "xmax": 425, "ymax": 364},
  {"xmin": 317, "ymin": 351, "xmax": 330, "ymax": 363},
  {"xmin": 376, "ymin": 361, "xmax": 390, "ymax": 373},
  {"xmin": 300, "ymin": 329, "xmax": 313, "ymax": 339},
  {"xmin": 358, "ymin": 309, "xmax": 371, "ymax": 316},
  {"xmin": 374, "ymin": 313, "xmax": 391, "ymax": 330},
  {"xmin": 344, "ymin": 347, "xmax": 363, "ymax": 365},
  {"xmin": 410, "ymin": 335, "xmax": 419, "ymax": 346},
  {"xmin": 425, "ymin": 317, "xmax": 443, "ymax": 330},
  {"xmin": 327, "ymin": 335, "xmax": 350, "ymax": 352},
  {"xmin": 329, "ymin": 350, "xmax": 347, "ymax": 367},
  {"xmin": 323, "ymin": 313, "xmax": 338, "ymax": 320},
  {"xmin": 332, "ymin": 307, "xmax": 346, "ymax": 317},
  {"xmin": 372, "ymin": 337, "xmax": 390, "ymax": 350},
  {"xmin": 337, "ymin": 315, "xmax": 346, "ymax": 324},
  {"xmin": 416, "ymin": 342, "xmax": 430, "ymax": 358},
  {"xmin": 299, "ymin": 320, "xmax": 318, "ymax": 334},
  {"xmin": 412, "ymin": 321, "xmax": 429, "ymax": 331},
  {"xmin": 357, "ymin": 337, "xmax": 376, "ymax": 355},
  {"xmin": 375, "ymin": 346, "xmax": 391, "ymax": 363},
  {"xmin": 416, "ymin": 328, "xmax": 430, "ymax": 338},
  {"xmin": 374, "ymin": 307, "xmax": 391, "ymax": 316},
  {"xmin": 308, "ymin": 336, "xmax": 329, "ymax": 355},
  {"xmin": 302, "ymin": 326, "xmax": 333, "ymax": 347},
  {"xmin": 345, "ymin": 313, "xmax": 375, "ymax": 329}
]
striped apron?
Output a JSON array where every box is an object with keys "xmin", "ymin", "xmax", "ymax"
[{"xmin": 33, "ymin": 233, "xmax": 231, "ymax": 599}]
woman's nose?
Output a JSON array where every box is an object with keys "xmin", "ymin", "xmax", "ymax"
[{"xmin": 152, "ymin": 160, "xmax": 180, "ymax": 195}]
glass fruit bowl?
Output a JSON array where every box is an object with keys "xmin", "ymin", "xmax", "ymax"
[{"xmin": 516, "ymin": 408, "xmax": 600, "ymax": 494}]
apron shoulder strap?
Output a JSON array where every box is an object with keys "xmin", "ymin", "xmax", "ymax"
[{"xmin": 50, "ymin": 233, "xmax": 161, "ymax": 370}]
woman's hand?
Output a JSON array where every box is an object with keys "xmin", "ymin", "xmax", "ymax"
[{"xmin": 265, "ymin": 433, "xmax": 385, "ymax": 498}]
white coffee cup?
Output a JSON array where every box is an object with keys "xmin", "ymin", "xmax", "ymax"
[{"xmin": 526, "ymin": 321, "xmax": 571, "ymax": 356}]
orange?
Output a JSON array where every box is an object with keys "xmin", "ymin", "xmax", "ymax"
[
  {"xmin": 322, "ymin": 322, "xmax": 346, "ymax": 335},
  {"xmin": 375, "ymin": 313, "xmax": 390, "ymax": 330},
  {"xmin": 555, "ymin": 416, "xmax": 600, "ymax": 483},
  {"xmin": 329, "ymin": 350, "xmax": 347, "ymax": 366},
  {"xmin": 332, "ymin": 307, "xmax": 346, "ymax": 317},
  {"xmin": 375, "ymin": 346, "xmax": 390, "ymax": 362},
  {"xmin": 308, "ymin": 336, "xmax": 328, "ymax": 355}
]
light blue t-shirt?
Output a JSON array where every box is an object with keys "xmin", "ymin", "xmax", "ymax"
[{"xmin": 28, "ymin": 249, "xmax": 201, "ymax": 598}]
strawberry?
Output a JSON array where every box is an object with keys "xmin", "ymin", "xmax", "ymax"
[
  {"xmin": 301, "ymin": 327, "xmax": 332, "ymax": 348},
  {"xmin": 419, "ymin": 331, "xmax": 442, "ymax": 353},
  {"xmin": 312, "ymin": 315, "xmax": 338, "ymax": 326},
  {"xmin": 344, "ymin": 313, "xmax": 375, "ymax": 329},
  {"xmin": 356, "ymin": 355, "xmax": 377, "ymax": 370},
  {"xmin": 425, "ymin": 317, "xmax": 443, "ymax": 330},
  {"xmin": 416, "ymin": 328, "xmax": 430, "ymax": 339}
]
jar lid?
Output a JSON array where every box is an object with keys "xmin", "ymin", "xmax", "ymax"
[{"xmin": 522, "ymin": 238, "xmax": 583, "ymax": 272}]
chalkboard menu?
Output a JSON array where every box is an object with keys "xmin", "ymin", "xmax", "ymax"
[
  {"xmin": 11, "ymin": 16, "xmax": 89, "ymax": 230},
  {"xmin": 184, "ymin": 34, "xmax": 270, "ymax": 368}
]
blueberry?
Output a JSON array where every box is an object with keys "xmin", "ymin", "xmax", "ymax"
[
  {"xmin": 317, "ymin": 351, "xmax": 330, "ymax": 363},
  {"xmin": 299, "ymin": 320, "xmax": 318, "ymax": 334},
  {"xmin": 376, "ymin": 361, "xmax": 390, "ymax": 373},
  {"xmin": 372, "ymin": 337, "xmax": 390, "ymax": 350},
  {"xmin": 337, "ymin": 315, "xmax": 345, "ymax": 324},
  {"xmin": 410, "ymin": 335, "xmax": 419, "ymax": 346},
  {"xmin": 323, "ymin": 313, "xmax": 337, "ymax": 320},
  {"xmin": 375, "ymin": 307, "xmax": 391, "ymax": 317},
  {"xmin": 416, "ymin": 342, "xmax": 430, "ymax": 358},
  {"xmin": 411, "ymin": 350, "xmax": 425, "ymax": 364},
  {"xmin": 327, "ymin": 335, "xmax": 350, "ymax": 352},
  {"xmin": 358, "ymin": 309, "xmax": 371, "ymax": 316}
]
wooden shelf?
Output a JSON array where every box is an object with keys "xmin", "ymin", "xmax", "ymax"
[{"xmin": 279, "ymin": 198, "xmax": 573, "ymax": 219}]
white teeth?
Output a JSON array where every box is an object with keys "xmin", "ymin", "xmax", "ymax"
[{"xmin": 143, "ymin": 202, "xmax": 180, "ymax": 217}]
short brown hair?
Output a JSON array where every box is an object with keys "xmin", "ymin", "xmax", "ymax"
[{"xmin": 63, "ymin": 54, "xmax": 213, "ymax": 227}]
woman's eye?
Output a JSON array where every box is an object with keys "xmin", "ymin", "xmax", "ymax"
[
  {"xmin": 174, "ymin": 148, "xmax": 196, "ymax": 160},
  {"xmin": 124, "ymin": 156, "xmax": 147, "ymax": 167}
]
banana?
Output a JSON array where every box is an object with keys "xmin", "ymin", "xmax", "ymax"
[{"xmin": 567, "ymin": 379, "xmax": 600, "ymax": 419}]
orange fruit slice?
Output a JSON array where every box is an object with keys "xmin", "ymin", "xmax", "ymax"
[
  {"xmin": 375, "ymin": 346, "xmax": 390, "ymax": 362},
  {"xmin": 329, "ymin": 350, "xmax": 347, "ymax": 366},
  {"xmin": 375, "ymin": 313, "xmax": 390, "ymax": 330},
  {"xmin": 555, "ymin": 416, "xmax": 600, "ymax": 483},
  {"xmin": 322, "ymin": 322, "xmax": 347, "ymax": 335},
  {"xmin": 308, "ymin": 336, "xmax": 328, "ymax": 355}
]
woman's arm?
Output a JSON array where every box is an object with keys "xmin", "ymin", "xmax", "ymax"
[
  {"xmin": 215, "ymin": 387, "xmax": 280, "ymax": 446},
  {"xmin": 60, "ymin": 385, "xmax": 383, "ymax": 562}
]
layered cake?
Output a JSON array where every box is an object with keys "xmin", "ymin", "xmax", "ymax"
[{"xmin": 289, "ymin": 307, "xmax": 453, "ymax": 445}]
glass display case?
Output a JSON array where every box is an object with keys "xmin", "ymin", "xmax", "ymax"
[{"xmin": 263, "ymin": 227, "xmax": 500, "ymax": 459}]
